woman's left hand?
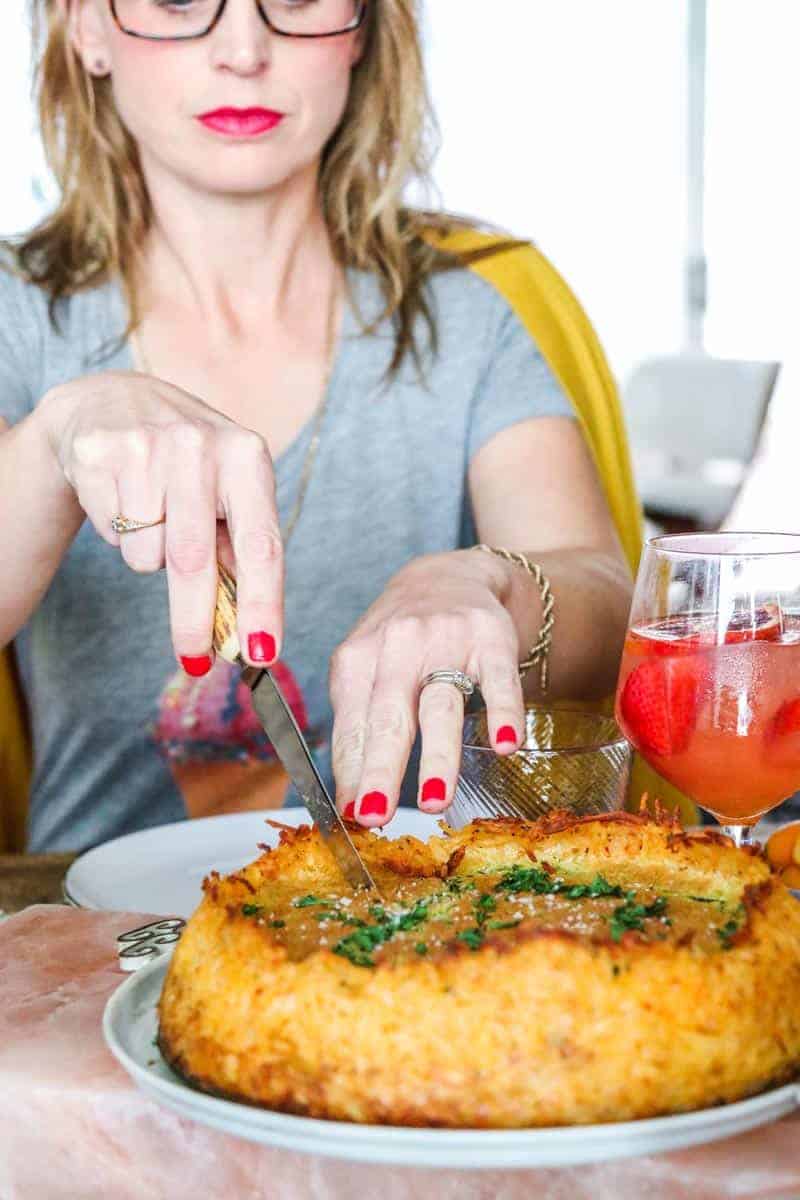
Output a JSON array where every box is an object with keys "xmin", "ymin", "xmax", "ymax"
[{"xmin": 329, "ymin": 549, "xmax": 526, "ymax": 827}]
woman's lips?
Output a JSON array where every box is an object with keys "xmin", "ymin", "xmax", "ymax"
[{"xmin": 197, "ymin": 108, "xmax": 285, "ymax": 137}]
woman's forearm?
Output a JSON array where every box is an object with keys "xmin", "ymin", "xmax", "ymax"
[
  {"xmin": 502, "ymin": 548, "xmax": 633, "ymax": 701},
  {"xmin": 0, "ymin": 405, "xmax": 84, "ymax": 648}
]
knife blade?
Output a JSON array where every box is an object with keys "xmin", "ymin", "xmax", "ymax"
[{"xmin": 213, "ymin": 563, "xmax": 380, "ymax": 894}]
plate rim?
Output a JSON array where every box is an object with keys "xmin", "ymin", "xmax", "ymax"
[
  {"xmin": 66, "ymin": 807, "xmax": 439, "ymax": 913},
  {"xmin": 65, "ymin": 808, "xmax": 313, "ymax": 911},
  {"xmin": 103, "ymin": 955, "xmax": 800, "ymax": 1167}
]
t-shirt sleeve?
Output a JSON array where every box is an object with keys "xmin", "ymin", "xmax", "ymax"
[
  {"xmin": 468, "ymin": 300, "xmax": 574, "ymax": 462},
  {"xmin": 0, "ymin": 264, "xmax": 44, "ymax": 427}
]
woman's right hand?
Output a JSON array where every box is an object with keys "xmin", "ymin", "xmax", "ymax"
[{"xmin": 40, "ymin": 371, "xmax": 283, "ymax": 674}]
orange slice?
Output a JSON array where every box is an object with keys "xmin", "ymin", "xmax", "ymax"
[
  {"xmin": 725, "ymin": 604, "xmax": 782, "ymax": 644},
  {"xmin": 766, "ymin": 821, "xmax": 800, "ymax": 869},
  {"xmin": 780, "ymin": 864, "xmax": 800, "ymax": 889}
]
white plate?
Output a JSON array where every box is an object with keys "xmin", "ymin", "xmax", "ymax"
[
  {"xmin": 104, "ymin": 956, "xmax": 799, "ymax": 1169},
  {"xmin": 66, "ymin": 808, "xmax": 440, "ymax": 918}
]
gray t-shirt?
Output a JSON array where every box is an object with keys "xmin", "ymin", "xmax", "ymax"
[{"xmin": 0, "ymin": 260, "xmax": 573, "ymax": 852}]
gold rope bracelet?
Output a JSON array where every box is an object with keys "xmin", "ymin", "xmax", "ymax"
[{"xmin": 474, "ymin": 544, "xmax": 555, "ymax": 693}]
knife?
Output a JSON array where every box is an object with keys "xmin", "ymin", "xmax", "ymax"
[{"xmin": 212, "ymin": 563, "xmax": 380, "ymax": 894}]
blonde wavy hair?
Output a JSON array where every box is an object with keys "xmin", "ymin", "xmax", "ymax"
[{"xmin": 12, "ymin": 0, "xmax": 488, "ymax": 374}]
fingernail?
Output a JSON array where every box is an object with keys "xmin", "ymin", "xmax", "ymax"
[
  {"xmin": 342, "ymin": 800, "xmax": 356, "ymax": 820},
  {"xmin": 496, "ymin": 725, "xmax": 518, "ymax": 745},
  {"xmin": 180, "ymin": 654, "xmax": 213, "ymax": 677},
  {"xmin": 248, "ymin": 632, "xmax": 277, "ymax": 664},
  {"xmin": 358, "ymin": 791, "xmax": 388, "ymax": 818},
  {"xmin": 421, "ymin": 777, "xmax": 447, "ymax": 804}
]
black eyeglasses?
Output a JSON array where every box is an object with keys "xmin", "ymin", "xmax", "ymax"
[{"xmin": 109, "ymin": 0, "xmax": 367, "ymax": 42}]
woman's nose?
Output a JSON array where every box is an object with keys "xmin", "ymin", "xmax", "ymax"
[{"xmin": 208, "ymin": 0, "xmax": 273, "ymax": 76}]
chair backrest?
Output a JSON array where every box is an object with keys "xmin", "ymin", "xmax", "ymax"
[
  {"xmin": 0, "ymin": 645, "xmax": 31, "ymax": 853},
  {"xmin": 425, "ymin": 226, "xmax": 644, "ymax": 573},
  {"xmin": 624, "ymin": 353, "xmax": 780, "ymax": 488}
]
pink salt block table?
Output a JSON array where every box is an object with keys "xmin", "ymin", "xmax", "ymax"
[{"xmin": 1, "ymin": 905, "xmax": 799, "ymax": 1200}]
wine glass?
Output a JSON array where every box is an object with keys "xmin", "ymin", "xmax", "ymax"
[{"xmin": 615, "ymin": 532, "xmax": 800, "ymax": 847}]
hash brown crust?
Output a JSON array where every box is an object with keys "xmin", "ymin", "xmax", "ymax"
[{"xmin": 158, "ymin": 810, "xmax": 800, "ymax": 1127}]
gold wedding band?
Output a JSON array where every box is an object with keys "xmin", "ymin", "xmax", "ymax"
[{"xmin": 111, "ymin": 514, "xmax": 167, "ymax": 535}]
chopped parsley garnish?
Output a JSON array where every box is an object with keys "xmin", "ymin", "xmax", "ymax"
[
  {"xmin": 457, "ymin": 927, "xmax": 485, "ymax": 951},
  {"xmin": 717, "ymin": 918, "xmax": 741, "ymax": 949},
  {"xmin": 445, "ymin": 877, "xmax": 477, "ymax": 894},
  {"xmin": 332, "ymin": 900, "xmax": 430, "ymax": 967},
  {"xmin": 608, "ymin": 896, "xmax": 669, "ymax": 942},
  {"xmin": 493, "ymin": 864, "xmax": 670, "ymax": 942},
  {"xmin": 494, "ymin": 864, "xmax": 559, "ymax": 895},
  {"xmin": 241, "ymin": 904, "xmax": 262, "ymax": 917},
  {"xmin": 332, "ymin": 924, "xmax": 392, "ymax": 967},
  {"xmin": 308, "ymin": 906, "xmax": 367, "ymax": 927},
  {"xmin": 269, "ymin": 918, "xmax": 286, "ymax": 928},
  {"xmin": 494, "ymin": 864, "xmax": 631, "ymax": 902},
  {"xmin": 475, "ymin": 893, "xmax": 498, "ymax": 924},
  {"xmin": 395, "ymin": 900, "xmax": 430, "ymax": 931},
  {"xmin": 564, "ymin": 876, "xmax": 630, "ymax": 900},
  {"xmin": 322, "ymin": 863, "xmax": 677, "ymax": 965}
]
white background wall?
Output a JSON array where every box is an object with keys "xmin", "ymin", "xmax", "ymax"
[
  {"xmin": 421, "ymin": 1, "xmax": 687, "ymax": 382},
  {"xmin": 704, "ymin": 1, "xmax": 800, "ymax": 368},
  {"xmin": 2, "ymin": 1, "xmax": 798, "ymax": 384},
  {"xmin": 0, "ymin": 5, "xmax": 49, "ymax": 237}
]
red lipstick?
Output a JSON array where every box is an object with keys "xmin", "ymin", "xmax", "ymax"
[{"xmin": 197, "ymin": 107, "xmax": 285, "ymax": 137}]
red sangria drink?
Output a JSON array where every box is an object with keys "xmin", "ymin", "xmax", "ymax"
[{"xmin": 615, "ymin": 533, "xmax": 800, "ymax": 845}]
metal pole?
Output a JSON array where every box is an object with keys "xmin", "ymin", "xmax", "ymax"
[{"xmin": 687, "ymin": 0, "xmax": 708, "ymax": 351}]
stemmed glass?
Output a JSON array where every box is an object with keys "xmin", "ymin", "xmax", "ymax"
[{"xmin": 615, "ymin": 532, "xmax": 800, "ymax": 847}]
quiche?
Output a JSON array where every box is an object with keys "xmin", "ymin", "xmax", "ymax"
[{"xmin": 158, "ymin": 809, "xmax": 800, "ymax": 1127}]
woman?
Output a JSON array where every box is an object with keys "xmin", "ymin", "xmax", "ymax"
[{"xmin": 0, "ymin": 0, "xmax": 633, "ymax": 852}]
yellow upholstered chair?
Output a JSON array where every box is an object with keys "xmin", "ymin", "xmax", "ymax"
[
  {"xmin": 0, "ymin": 646, "xmax": 30, "ymax": 852},
  {"xmin": 429, "ymin": 227, "xmax": 643, "ymax": 570},
  {"xmin": 0, "ymin": 230, "xmax": 691, "ymax": 851}
]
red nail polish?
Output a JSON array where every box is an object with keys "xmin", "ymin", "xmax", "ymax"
[
  {"xmin": 421, "ymin": 777, "xmax": 447, "ymax": 804},
  {"xmin": 359, "ymin": 791, "xmax": 388, "ymax": 818},
  {"xmin": 180, "ymin": 654, "xmax": 213, "ymax": 677},
  {"xmin": 248, "ymin": 632, "xmax": 277, "ymax": 664},
  {"xmin": 496, "ymin": 725, "xmax": 518, "ymax": 745},
  {"xmin": 342, "ymin": 800, "xmax": 356, "ymax": 820}
]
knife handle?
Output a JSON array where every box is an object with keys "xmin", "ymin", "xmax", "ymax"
[{"xmin": 213, "ymin": 561, "xmax": 242, "ymax": 664}]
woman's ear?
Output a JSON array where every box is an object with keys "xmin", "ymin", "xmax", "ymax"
[{"xmin": 58, "ymin": 0, "xmax": 113, "ymax": 76}]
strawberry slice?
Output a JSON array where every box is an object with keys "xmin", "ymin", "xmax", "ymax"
[
  {"xmin": 619, "ymin": 657, "xmax": 699, "ymax": 757},
  {"xmin": 724, "ymin": 604, "xmax": 782, "ymax": 644}
]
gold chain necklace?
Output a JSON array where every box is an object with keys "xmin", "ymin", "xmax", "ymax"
[{"xmin": 131, "ymin": 273, "xmax": 341, "ymax": 546}]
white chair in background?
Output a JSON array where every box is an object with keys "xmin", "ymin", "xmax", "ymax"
[{"xmin": 623, "ymin": 354, "xmax": 780, "ymax": 530}]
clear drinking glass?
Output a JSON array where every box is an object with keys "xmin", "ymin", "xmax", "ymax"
[
  {"xmin": 615, "ymin": 532, "xmax": 800, "ymax": 847},
  {"xmin": 451, "ymin": 704, "xmax": 630, "ymax": 828}
]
